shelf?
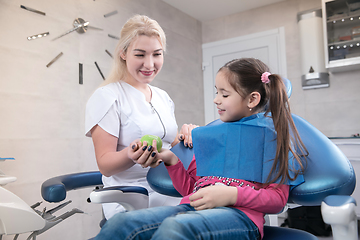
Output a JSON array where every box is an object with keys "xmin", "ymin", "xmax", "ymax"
[
  {"xmin": 328, "ymin": 38, "xmax": 360, "ymax": 46},
  {"xmin": 327, "ymin": 11, "xmax": 360, "ymax": 22},
  {"xmin": 329, "ymin": 136, "xmax": 360, "ymax": 139}
]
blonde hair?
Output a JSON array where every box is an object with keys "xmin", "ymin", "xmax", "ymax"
[{"xmin": 103, "ymin": 15, "xmax": 166, "ymax": 85}]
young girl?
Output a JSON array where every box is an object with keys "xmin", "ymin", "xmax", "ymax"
[{"xmin": 94, "ymin": 58, "xmax": 307, "ymax": 240}]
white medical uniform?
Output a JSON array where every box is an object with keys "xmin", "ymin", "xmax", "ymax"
[{"xmin": 85, "ymin": 81, "xmax": 181, "ymax": 219}]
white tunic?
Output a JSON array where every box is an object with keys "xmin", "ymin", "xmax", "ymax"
[{"xmin": 85, "ymin": 81, "xmax": 179, "ymax": 219}]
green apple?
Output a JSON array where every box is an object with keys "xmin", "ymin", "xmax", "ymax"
[{"xmin": 140, "ymin": 135, "xmax": 163, "ymax": 152}]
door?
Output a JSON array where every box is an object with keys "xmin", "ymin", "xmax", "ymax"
[{"xmin": 202, "ymin": 27, "xmax": 287, "ymax": 124}]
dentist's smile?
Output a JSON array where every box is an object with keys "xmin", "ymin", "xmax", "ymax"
[{"xmin": 140, "ymin": 70, "xmax": 155, "ymax": 76}]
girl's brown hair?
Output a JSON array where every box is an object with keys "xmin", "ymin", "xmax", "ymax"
[{"xmin": 219, "ymin": 58, "xmax": 307, "ymax": 185}]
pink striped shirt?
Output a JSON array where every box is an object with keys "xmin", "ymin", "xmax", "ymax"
[{"xmin": 166, "ymin": 156, "xmax": 289, "ymax": 239}]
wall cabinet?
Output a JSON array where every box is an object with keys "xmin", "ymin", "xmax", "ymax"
[{"xmin": 322, "ymin": 0, "xmax": 360, "ymax": 71}]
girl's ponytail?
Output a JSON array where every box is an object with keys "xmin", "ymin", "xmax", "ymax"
[{"xmin": 265, "ymin": 74, "xmax": 307, "ymax": 185}]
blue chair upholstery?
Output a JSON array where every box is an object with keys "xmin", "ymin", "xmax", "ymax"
[
  {"xmin": 289, "ymin": 114, "xmax": 355, "ymax": 205},
  {"xmin": 42, "ymin": 171, "xmax": 102, "ymax": 203}
]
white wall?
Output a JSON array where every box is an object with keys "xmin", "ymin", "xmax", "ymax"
[
  {"xmin": 0, "ymin": 0, "xmax": 203, "ymax": 239},
  {"xmin": 202, "ymin": 0, "xmax": 360, "ymax": 137}
]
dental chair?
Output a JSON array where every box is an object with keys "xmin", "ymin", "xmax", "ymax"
[
  {"xmin": 40, "ymin": 119, "xmax": 357, "ymax": 240},
  {"xmin": 40, "ymin": 115, "xmax": 357, "ymax": 240},
  {"xmin": 39, "ymin": 79, "xmax": 357, "ymax": 240}
]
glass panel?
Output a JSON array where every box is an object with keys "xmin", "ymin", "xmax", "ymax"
[{"xmin": 326, "ymin": 0, "xmax": 360, "ymax": 61}]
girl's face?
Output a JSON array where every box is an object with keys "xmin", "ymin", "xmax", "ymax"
[
  {"xmin": 122, "ymin": 35, "xmax": 164, "ymax": 86},
  {"xmin": 213, "ymin": 71, "xmax": 251, "ymax": 122}
]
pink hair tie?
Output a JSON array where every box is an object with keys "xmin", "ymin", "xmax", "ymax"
[{"xmin": 261, "ymin": 72, "xmax": 271, "ymax": 84}]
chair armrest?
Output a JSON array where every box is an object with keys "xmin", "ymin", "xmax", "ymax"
[
  {"xmin": 41, "ymin": 171, "xmax": 103, "ymax": 203},
  {"xmin": 89, "ymin": 186, "xmax": 149, "ymax": 211},
  {"xmin": 321, "ymin": 195, "xmax": 358, "ymax": 240}
]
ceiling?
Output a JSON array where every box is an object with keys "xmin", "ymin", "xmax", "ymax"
[{"xmin": 161, "ymin": 0, "xmax": 289, "ymax": 22}]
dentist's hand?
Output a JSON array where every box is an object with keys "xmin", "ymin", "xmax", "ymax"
[{"xmin": 128, "ymin": 139, "xmax": 160, "ymax": 168}]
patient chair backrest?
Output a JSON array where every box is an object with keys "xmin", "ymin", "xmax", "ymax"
[
  {"xmin": 147, "ymin": 114, "xmax": 356, "ymax": 205},
  {"xmin": 289, "ymin": 114, "xmax": 355, "ymax": 205}
]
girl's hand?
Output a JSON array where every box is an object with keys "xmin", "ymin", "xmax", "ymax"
[
  {"xmin": 189, "ymin": 185, "xmax": 238, "ymax": 210},
  {"xmin": 155, "ymin": 149, "xmax": 179, "ymax": 167},
  {"xmin": 128, "ymin": 139, "xmax": 159, "ymax": 168},
  {"xmin": 178, "ymin": 124, "xmax": 199, "ymax": 148}
]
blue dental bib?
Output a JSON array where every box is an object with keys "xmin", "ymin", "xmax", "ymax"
[{"xmin": 192, "ymin": 113, "xmax": 304, "ymax": 186}]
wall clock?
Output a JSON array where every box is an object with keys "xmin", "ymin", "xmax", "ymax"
[{"xmin": 21, "ymin": 4, "xmax": 119, "ymax": 84}]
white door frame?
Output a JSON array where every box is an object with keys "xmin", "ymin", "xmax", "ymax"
[{"xmin": 202, "ymin": 27, "xmax": 287, "ymax": 124}]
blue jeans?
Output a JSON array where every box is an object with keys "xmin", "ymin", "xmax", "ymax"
[{"xmin": 95, "ymin": 204, "xmax": 260, "ymax": 240}]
